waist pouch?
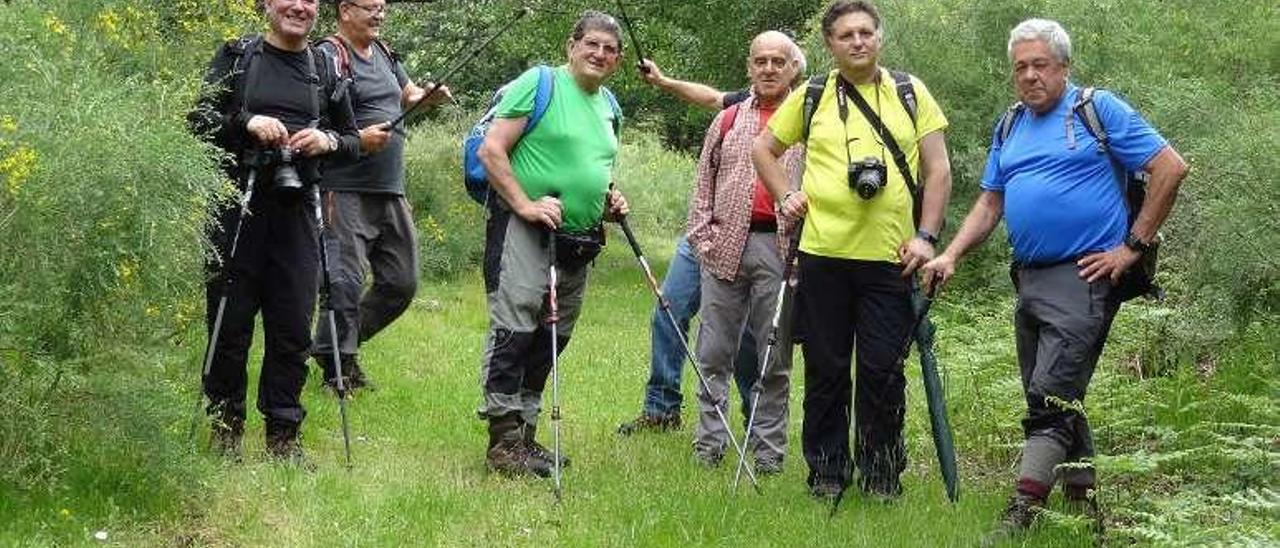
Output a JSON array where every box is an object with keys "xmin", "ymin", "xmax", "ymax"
[{"xmin": 554, "ymin": 225, "xmax": 605, "ymax": 270}]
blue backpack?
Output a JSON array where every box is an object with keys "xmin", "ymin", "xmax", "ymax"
[{"xmin": 462, "ymin": 65, "xmax": 622, "ymax": 204}]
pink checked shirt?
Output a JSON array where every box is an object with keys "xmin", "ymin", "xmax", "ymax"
[{"xmin": 687, "ymin": 95, "xmax": 805, "ymax": 282}]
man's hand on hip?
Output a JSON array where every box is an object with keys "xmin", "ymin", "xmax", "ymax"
[{"xmin": 1078, "ymin": 245, "xmax": 1141, "ymax": 284}]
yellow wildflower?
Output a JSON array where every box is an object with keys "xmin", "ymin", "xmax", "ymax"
[
  {"xmin": 0, "ymin": 116, "xmax": 16, "ymax": 133},
  {"xmin": 0, "ymin": 145, "xmax": 38, "ymax": 197},
  {"xmin": 44, "ymin": 14, "xmax": 68, "ymax": 36}
]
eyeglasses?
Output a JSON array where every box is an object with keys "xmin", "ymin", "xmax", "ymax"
[
  {"xmin": 577, "ymin": 38, "xmax": 620, "ymax": 58},
  {"xmin": 344, "ymin": 1, "xmax": 386, "ymax": 15}
]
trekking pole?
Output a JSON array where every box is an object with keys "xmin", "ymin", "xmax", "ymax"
[
  {"xmin": 613, "ymin": 0, "xmax": 651, "ymax": 74},
  {"xmin": 314, "ymin": 187, "xmax": 354, "ymax": 469},
  {"xmin": 616, "ymin": 217, "xmax": 761, "ymax": 492},
  {"xmin": 546, "ymin": 230, "xmax": 564, "ymax": 501},
  {"xmin": 732, "ymin": 222, "xmax": 804, "ymax": 491},
  {"xmin": 385, "ymin": 7, "xmax": 531, "ymax": 130},
  {"xmin": 188, "ymin": 170, "xmax": 257, "ymax": 442}
]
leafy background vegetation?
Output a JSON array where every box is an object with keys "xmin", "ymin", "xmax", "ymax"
[{"xmin": 0, "ymin": 0, "xmax": 1275, "ymax": 545}]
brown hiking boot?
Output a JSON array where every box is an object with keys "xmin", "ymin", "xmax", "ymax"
[
  {"xmin": 616, "ymin": 412, "xmax": 681, "ymax": 436},
  {"xmin": 486, "ymin": 414, "xmax": 550, "ymax": 478},
  {"xmin": 522, "ymin": 420, "xmax": 569, "ymax": 468},
  {"xmin": 981, "ymin": 494, "xmax": 1045, "ymax": 547},
  {"xmin": 264, "ymin": 419, "xmax": 311, "ymax": 469},
  {"xmin": 209, "ymin": 410, "xmax": 244, "ymax": 461}
]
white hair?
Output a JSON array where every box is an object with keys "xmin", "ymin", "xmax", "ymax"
[{"xmin": 1007, "ymin": 18, "xmax": 1072, "ymax": 63}]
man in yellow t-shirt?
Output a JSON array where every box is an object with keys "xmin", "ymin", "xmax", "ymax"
[{"xmin": 753, "ymin": 0, "xmax": 953, "ymax": 501}]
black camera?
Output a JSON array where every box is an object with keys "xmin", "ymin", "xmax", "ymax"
[
  {"xmin": 243, "ymin": 147, "xmax": 306, "ymax": 193},
  {"xmin": 849, "ymin": 156, "xmax": 887, "ymax": 200}
]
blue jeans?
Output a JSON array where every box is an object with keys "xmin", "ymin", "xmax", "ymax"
[{"xmin": 643, "ymin": 235, "xmax": 758, "ymax": 418}]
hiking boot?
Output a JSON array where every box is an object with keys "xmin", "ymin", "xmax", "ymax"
[
  {"xmin": 264, "ymin": 419, "xmax": 310, "ymax": 469},
  {"xmin": 344, "ymin": 355, "xmax": 375, "ymax": 392},
  {"xmin": 315, "ymin": 353, "xmax": 372, "ymax": 396},
  {"xmin": 860, "ymin": 476, "xmax": 903, "ymax": 504},
  {"xmin": 522, "ymin": 420, "xmax": 570, "ymax": 468},
  {"xmin": 693, "ymin": 446, "xmax": 724, "ymax": 468},
  {"xmin": 755, "ymin": 455, "xmax": 784, "ymax": 476},
  {"xmin": 486, "ymin": 414, "xmax": 551, "ymax": 478},
  {"xmin": 209, "ymin": 410, "xmax": 244, "ymax": 461},
  {"xmin": 1064, "ymin": 486, "xmax": 1105, "ymax": 540},
  {"xmin": 616, "ymin": 412, "xmax": 681, "ymax": 436},
  {"xmin": 810, "ymin": 481, "xmax": 843, "ymax": 502},
  {"xmin": 981, "ymin": 494, "xmax": 1045, "ymax": 547}
]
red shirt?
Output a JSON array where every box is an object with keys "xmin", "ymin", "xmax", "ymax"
[{"xmin": 750, "ymin": 105, "xmax": 778, "ymax": 222}]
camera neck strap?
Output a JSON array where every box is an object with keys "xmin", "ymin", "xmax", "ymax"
[{"xmin": 837, "ymin": 74, "xmax": 920, "ymax": 226}]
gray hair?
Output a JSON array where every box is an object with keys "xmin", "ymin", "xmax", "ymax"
[
  {"xmin": 571, "ymin": 10, "xmax": 623, "ymax": 49},
  {"xmin": 1007, "ymin": 19, "xmax": 1072, "ymax": 63}
]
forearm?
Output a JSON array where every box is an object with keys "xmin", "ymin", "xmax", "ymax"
[
  {"xmin": 753, "ymin": 134, "xmax": 791, "ymax": 201},
  {"xmin": 478, "ymin": 145, "xmax": 532, "ymax": 212},
  {"xmin": 656, "ymin": 77, "xmax": 726, "ymax": 111},
  {"xmin": 1130, "ymin": 146, "xmax": 1188, "ymax": 242},
  {"xmin": 916, "ymin": 132, "xmax": 951, "ymax": 236},
  {"xmin": 941, "ymin": 191, "xmax": 1003, "ymax": 260}
]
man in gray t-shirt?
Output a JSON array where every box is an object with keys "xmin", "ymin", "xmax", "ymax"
[{"xmin": 313, "ymin": 0, "xmax": 449, "ymax": 392}]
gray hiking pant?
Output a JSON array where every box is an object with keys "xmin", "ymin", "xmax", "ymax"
[
  {"xmin": 477, "ymin": 200, "xmax": 589, "ymax": 425},
  {"xmin": 1013, "ymin": 261, "xmax": 1121, "ymax": 491},
  {"xmin": 693, "ymin": 232, "xmax": 788, "ymax": 460},
  {"xmin": 313, "ymin": 191, "xmax": 419, "ymax": 358}
]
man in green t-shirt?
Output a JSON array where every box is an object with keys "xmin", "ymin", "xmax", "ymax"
[
  {"xmin": 475, "ymin": 10, "xmax": 630, "ymax": 478},
  {"xmin": 753, "ymin": 0, "xmax": 953, "ymax": 501}
]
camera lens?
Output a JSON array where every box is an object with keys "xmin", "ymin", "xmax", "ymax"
[
  {"xmin": 855, "ymin": 169, "xmax": 882, "ymax": 199},
  {"xmin": 273, "ymin": 148, "xmax": 305, "ymax": 192}
]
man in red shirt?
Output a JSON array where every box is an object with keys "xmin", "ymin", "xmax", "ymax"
[{"xmin": 685, "ymin": 31, "xmax": 805, "ymax": 472}]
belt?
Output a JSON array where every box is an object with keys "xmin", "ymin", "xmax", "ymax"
[{"xmin": 748, "ymin": 220, "xmax": 777, "ymax": 233}]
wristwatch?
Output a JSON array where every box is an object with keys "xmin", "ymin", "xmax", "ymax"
[
  {"xmin": 1124, "ymin": 232, "xmax": 1152, "ymax": 254},
  {"xmin": 915, "ymin": 228, "xmax": 938, "ymax": 246}
]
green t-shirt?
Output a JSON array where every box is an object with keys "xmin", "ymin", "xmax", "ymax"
[
  {"xmin": 768, "ymin": 68, "xmax": 948, "ymax": 261},
  {"xmin": 494, "ymin": 65, "xmax": 620, "ymax": 233}
]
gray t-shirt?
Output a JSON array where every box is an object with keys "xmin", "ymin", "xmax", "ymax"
[{"xmin": 317, "ymin": 39, "xmax": 410, "ymax": 194}]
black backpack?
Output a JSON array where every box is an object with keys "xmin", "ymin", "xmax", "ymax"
[{"xmin": 994, "ymin": 88, "xmax": 1162, "ymax": 302}]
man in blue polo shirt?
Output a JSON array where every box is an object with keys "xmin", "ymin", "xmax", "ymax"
[{"xmin": 922, "ymin": 18, "xmax": 1187, "ymax": 538}]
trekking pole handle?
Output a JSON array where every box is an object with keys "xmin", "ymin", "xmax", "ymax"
[{"xmin": 618, "ymin": 216, "xmax": 643, "ymax": 259}]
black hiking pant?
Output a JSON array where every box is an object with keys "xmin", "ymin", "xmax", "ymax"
[
  {"xmin": 796, "ymin": 254, "xmax": 913, "ymax": 493},
  {"xmin": 203, "ymin": 189, "xmax": 318, "ymax": 426}
]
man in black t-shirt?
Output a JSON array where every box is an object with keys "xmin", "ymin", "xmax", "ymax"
[
  {"xmin": 188, "ymin": 0, "xmax": 359, "ymax": 462},
  {"xmin": 311, "ymin": 0, "xmax": 451, "ymax": 393}
]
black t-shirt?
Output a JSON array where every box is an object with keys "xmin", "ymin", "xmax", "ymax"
[
  {"xmin": 315, "ymin": 39, "xmax": 411, "ymax": 195},
  {"xmin": 188, "ymin": 36, "xmax": 360, "ymax": 185}
]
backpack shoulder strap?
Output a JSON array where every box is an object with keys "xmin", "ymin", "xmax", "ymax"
[
  {"xmin": 372, "ymin": 38, "xmax": 399, "ymax": 64},
  {"xmin": 801, "ymin": 73, "xmax": 828, "ymax": 143},
  {"xmin": 889, "ymin": 70, "xmax": 918, "ymax": 126},
  {"xmin": 1073, "ymin": 87, "xmax": 1110, "ymax": 153},
  {"xmin": 600, "ymin": 85, "xmax": 623, "ymax": 137},
  {"xmin": 320, "ymin": 35, "xmax": 352, "ymax": 79},
  {"xmin": 231, "ymin": 34, "xmax": 265, "ymax": 117},
  {"xmin": 719, "ymin": 102, "xmax": 741, "ymax": 143},
  {"xmin": 524, "ymin": 65, "xmax": 557, "ymax": 134},
  {"xmin": 995, "ymin": 102, "xmax": 1025, "ymax": 147}
]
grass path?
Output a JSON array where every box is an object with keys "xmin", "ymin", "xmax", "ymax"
[{"xmin": 170, "ymin": 240, "xmax": 1096, "ymax": 547}]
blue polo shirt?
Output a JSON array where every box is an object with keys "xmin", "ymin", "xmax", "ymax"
[{"xmin": 981, "ymin": 84, "xmax": 1167, "ymax": 264}]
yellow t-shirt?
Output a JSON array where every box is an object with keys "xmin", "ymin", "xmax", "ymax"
[{"xmin": 768, "ymin": 68, "xmax": 948, "ymax": 261}]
